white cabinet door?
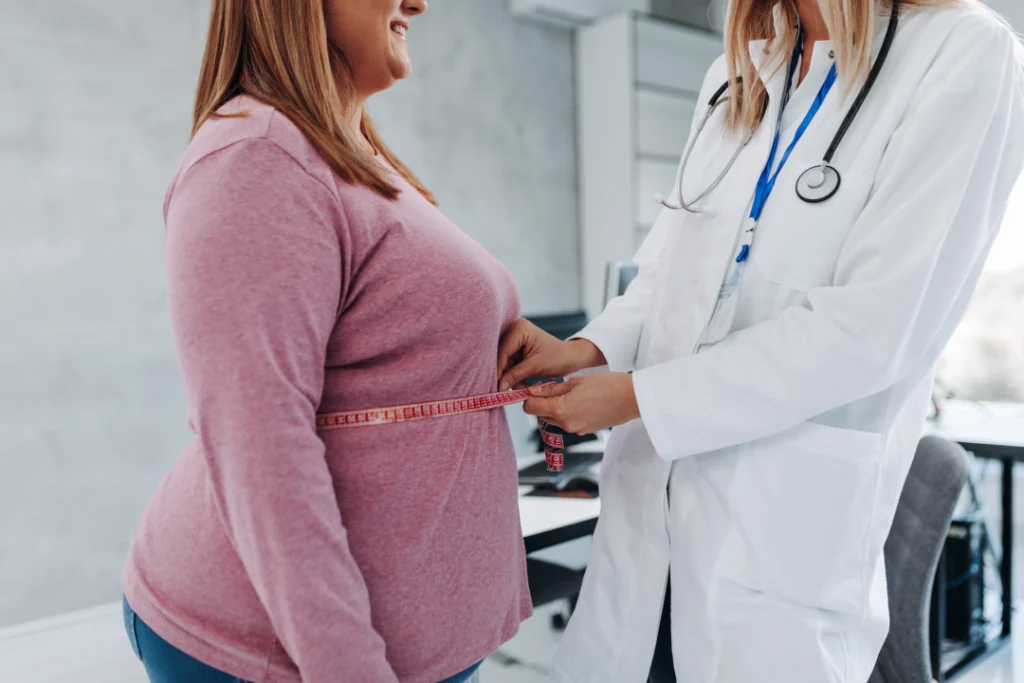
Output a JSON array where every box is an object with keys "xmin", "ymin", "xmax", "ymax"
[
  {"xmin": 634, "ymin": 224, "xmax": 653, "ymax": 252},
  {"xmin": 635, "ymin": 159, "xmax": 678, "ymax": 225},
  {"xmin": 636, "ymin": 87, "xmax": 697, "ymax": 159},
  {"xmin": 635, "ymin": 18, "xmax": 722, "ymax": 95}
]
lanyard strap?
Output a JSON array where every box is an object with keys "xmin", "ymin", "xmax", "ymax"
[{"xmin": 747, "ymin": 45, "xmax": 839, "ymax": 224}]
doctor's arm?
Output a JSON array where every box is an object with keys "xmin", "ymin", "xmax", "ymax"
[
  {"xmin": 497, "ymin": 199, "xmax": 676, "ymax": 388},
  {"xmin": 499, "ymin": 58, "xmax": 730, "ymax": 388},
  {"xmin": 568, "ymin": 200, "xmax": 676, "ymax": 373},
  {"xmin": 569, "ymin": 57, "xmax": 728, "ymax": 375},
  {"xmin": 632, "ymin": 26, "xmax": 1024, "ymax": 460},
  {"xmin": 497, "ymin": 193, "xmax": 676, "ymax": 387}
]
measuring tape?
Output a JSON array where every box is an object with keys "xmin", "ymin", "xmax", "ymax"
[{"xmin": 317, "ymin": 388, "xmax": 565, "ymax": 472}]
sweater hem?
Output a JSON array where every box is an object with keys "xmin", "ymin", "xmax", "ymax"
[
  {"xmin": 124, "ymin": 564, "xmax": 533, "ymax": 683},
  {"xmin": 124, "ymin": 570, "xmax": 280, "ymax": 683}
]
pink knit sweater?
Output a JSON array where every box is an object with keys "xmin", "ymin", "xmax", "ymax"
[{"xmin": 124, "ymin": 96, "xmax": 531, "ymax": 683}]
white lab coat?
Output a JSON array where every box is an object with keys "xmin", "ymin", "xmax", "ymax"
[{"xmin": 553, "ymin": 5, "xmax": 1024, "ymax": 683}]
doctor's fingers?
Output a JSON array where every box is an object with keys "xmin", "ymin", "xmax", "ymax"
[
  {"xmin": 499, "ymin": 359, "xmax": 542, "ymax": 392},
  {"xmin": 522, "ymin": 396, "xmax": 564, "ymax": 419},
  {"xmin": 526, "ymin": 400, "xmax": 588, "ymax": 435},
  {"xmin": 496, "ymin": 322, "xmax": 530, "ymax": 381},
  {"xmin": 528, "ymin": 379, "xmax": 576, "ymax": 398},
  {"xmin": 523, "ymin": 395, "xmax": 588, "ymax": 433}
]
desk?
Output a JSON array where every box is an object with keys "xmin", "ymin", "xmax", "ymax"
[
  {"xmin": 0, "ymin": 491, "xmax": 601, "ymax": 683},
  {"xmin": 518, "ymin": 488, "xmax": 600, "ymax": 554},
  {"xmin": 924, "ymin": 400, "xmax": 1024, "ymax": 679}
]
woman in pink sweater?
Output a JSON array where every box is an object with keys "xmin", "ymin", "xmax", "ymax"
[{"xmin": 121, "ymin": 2, "xmax": 532, "ymax": 682}]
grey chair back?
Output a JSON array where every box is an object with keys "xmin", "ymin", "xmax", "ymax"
[{"xmin": 869, "ymin": 436, "xmax": 969, "ymax": 683}]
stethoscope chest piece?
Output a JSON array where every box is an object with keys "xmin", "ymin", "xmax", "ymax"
[{"xmin": 796, "ymin": 164, "xmax": 842, "ymax": 203}]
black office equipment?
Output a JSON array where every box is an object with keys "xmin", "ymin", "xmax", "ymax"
[
  {"xmin": 524, "ymin": 311, "xmax": 589, "ymax": 341},
  {"xmin": 944, "ymin": 517, "xmax": 985, "ymax": 644},
  {"xmin": 519, "ymin": 450, "xmax": 602, "ymax": 489}
]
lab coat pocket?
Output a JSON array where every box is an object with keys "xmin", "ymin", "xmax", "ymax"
[
  {"xmin": 723, "ymin": 421, "xmax": 882, "ymax": 614},
  {"xmin": 751, "ymin": 167, "xmax": 874, "ymax": 291}
]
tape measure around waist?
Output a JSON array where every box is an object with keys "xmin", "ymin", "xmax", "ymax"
[{"xmin": 316, "ymin": 388, "xmax": 565, "ymax": 472}]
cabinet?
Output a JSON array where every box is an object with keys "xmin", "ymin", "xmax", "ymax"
[{"xmin": 576, "ymin": 12, "xmax": 721, "ymax": 317}]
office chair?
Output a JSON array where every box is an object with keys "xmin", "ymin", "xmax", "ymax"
[{"xmin": 868, "ymin": 436, "xmax": 969, "ymax": 683}]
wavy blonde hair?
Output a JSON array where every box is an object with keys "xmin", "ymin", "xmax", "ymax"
[
  {"xmin": 722, "ymin": 0, "xmax": 976, "ymax": 134},
  {"xmin": 193, "ymin": 0, "xmax": 435, "ymax": 204}
]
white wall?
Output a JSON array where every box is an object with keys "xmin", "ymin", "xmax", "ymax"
[{"xmin": 0, "ymin": 0, "xmax": 577, "ymax": 627}]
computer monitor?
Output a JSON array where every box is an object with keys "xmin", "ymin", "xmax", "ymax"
[
  {"xmin": 525, "ymin": 312, "xmax": 589, "ymax": 341},
  {"xmin": 603, "ymin": 261, "xmax": 639, "ymax": 307}
]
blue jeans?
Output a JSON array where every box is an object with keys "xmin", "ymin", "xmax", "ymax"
[{"xmin": 123, "ymin": 596, "xmax": 482, "ymax": 683}]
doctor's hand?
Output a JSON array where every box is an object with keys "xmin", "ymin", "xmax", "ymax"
[
  {"xmin": 497, "ymin": 318, "xmax": 606, "ymax": 391},
  {"xmin": 523, "ymin": 373, "xmax": 640, "ymax": 436}
]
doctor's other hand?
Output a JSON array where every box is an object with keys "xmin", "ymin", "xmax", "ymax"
[
  {"xmin": 523, "ymin": 373, "xmax": 640, "ymax": 435},
  {"xmin": 497, "ymin": 318, "xmax": 606, "ymax": 391}
]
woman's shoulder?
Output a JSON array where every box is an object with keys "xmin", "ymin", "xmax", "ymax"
[{"xmin": 173, "ymin": 96, "xmax": 337, "ymax": 198}]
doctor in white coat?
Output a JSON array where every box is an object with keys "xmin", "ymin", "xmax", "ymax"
[{"xmin": 497, "ymin": 0, "xmax": 1024, "ymax": 681}]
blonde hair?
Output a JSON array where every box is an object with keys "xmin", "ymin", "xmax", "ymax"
[
  {"xmin": 193, "ymin": 0, "xmax": 436, "ymax": 204},
  {"xmin": 723, "ymin": 0, "xmax": 971, "ymax": 134}
]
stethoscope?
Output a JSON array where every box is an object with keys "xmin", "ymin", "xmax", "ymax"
[{"xmin": 662, "ymin": 0, "xmax": 900, "ymax": 212}]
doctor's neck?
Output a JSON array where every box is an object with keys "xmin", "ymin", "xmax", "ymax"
[
  {"xmin": 795, "ymin": 0, "xmax": 830, "ymax": 43},
  {"xmin": 795, "ymin": 0, "xmax": 830, "ymax": 84}
]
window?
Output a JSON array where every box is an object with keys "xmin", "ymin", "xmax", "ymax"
[{"xmin": 937, "ymin": 171, "xmax": 1024, "ymax": 402}]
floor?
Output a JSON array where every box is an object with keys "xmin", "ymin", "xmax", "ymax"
[
  {"xmin": 3, "ymin": 600, "xmax": 1021, "ymax": 683},
  {"xmin": 481, "ymin": 605, "xmax": 1024, "ymax": 683}
]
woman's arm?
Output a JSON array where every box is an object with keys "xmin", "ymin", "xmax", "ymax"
[
  {"xmin": 166, "ymin": 138, "xmax": 398, "ymax": 683},
  {"xmin": 633, "ymin": 17, "xmax": 1024, "ymax": 461}
]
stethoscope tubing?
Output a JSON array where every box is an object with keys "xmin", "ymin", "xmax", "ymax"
[{"xmin": 662, "ymin": 0, "xmax": 901, "ymax": 213}]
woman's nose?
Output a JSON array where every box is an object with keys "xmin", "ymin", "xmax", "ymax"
[{"xmin": 402, "ymin": 0, "xmax": 427, "ymax": 16}]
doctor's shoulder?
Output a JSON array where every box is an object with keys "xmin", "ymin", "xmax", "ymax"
[{"xmin": 907, "ymin": 2, "xmax": 1024, "ymax": 93}]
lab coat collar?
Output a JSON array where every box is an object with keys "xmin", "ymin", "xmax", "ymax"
[
  {"xmin": 748, "ymin": 5, "xmax": 805, "ymax": 104},
  {"xmin": 747, "ymin": 3, "xmax": 889, "ymax": 96}
]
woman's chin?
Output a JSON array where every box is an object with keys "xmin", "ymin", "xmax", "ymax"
[{"xmin": 389, "ymin": 59, "xmax": 412, "ymax": 81}]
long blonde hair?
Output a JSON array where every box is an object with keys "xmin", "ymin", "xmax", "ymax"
[
  {"xmin": 193, "ymin": 0, "xmax": 436, "ymax": 204},
  {"xmin": 723, "ymin": 0, "xmax": 970, "ymax": 134}
]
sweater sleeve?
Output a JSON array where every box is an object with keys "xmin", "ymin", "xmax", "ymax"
[{"xmin": 165, "ymin": 138, "xmax": 399, "ymax": 683}]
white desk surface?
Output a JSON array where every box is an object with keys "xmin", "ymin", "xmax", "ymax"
[
  {"xmin": 923, "ymin": 400, "xmax": 1024, "ymax": 451},
  {"xmin": 518, "ymin": 489, "xmax": 601, "ymax": 540}
]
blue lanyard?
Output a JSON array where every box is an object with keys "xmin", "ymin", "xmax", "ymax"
[{"xmin": 737, "ymin": 44, "xmax": 838, "ymax": 264}]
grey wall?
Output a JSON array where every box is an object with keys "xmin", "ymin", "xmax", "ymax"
[
  {"xmin": 369, "ymin": 2, "xmax": 579, "ymax": 312},
  {"xmin": 0, "ymin": 0, "xmax": 208, "ymax": 628},
  {"xmin": 0, "ymin": 0, "xmax": 577, "ymax": 627},
  {"xmin": 650, "ymin": 0, "xmax": 725, "ymax": 32}
]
